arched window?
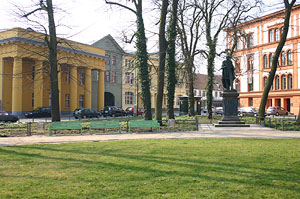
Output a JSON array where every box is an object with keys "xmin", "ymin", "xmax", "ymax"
[
  {"xmin": 247, "ymin": 34, "xmax": 254, "ymax": 48},
  {"xmin": 288, "ymin": 74, "xmax": 293, "ymax": 89},
  {"xmin": 247, "ymin": 56, "xmax": 254, "ymax": 92},
  {"xmin": 275, "ymin": 28, "xmax": 279, "ymax": 41},
  {"xmin": 235, "ymin": 79, "xmax": 240, "ymax": 92},
  {"xmin": 248, "ymin": 56, "xmax": 254, "ymax": 71},
  {"xmin": 235, "ymin": 58, "xmax": 241, "ymax": 73},
  {"xmin": 269, "ymin": 29, "xmax": 274, "ymax": 42},
  {"xmin": 269, "ymin": 53, "xmax": 273, "ymax": 67},
  {"xmin": 275, "ymin": 75, "xmax": 280, "ymax": 90},
  {"xmin": 287, "ymin": 50, "xmax": 293, "ymax": 65},
  {"xmin": 281, "ymin": 75, "xmax": 287, "ymax": 90},
  {"xmin": 263, "ymin": 55, "xmax": 268, "ymax": 69},
  {"xmin": 281, "ymin": 51, "xmax": 286, "ymax": 66}
]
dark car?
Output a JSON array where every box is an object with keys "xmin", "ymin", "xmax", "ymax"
[
  {"xmin": 73, "ymin": 108, "xmax": 100, "ymax": 119},
  {"xmin": 125, "ymin": 107, "xmax": 143, "ymax": 116},
  {"xmin": 238, "ymin": 107, "xmax": 258, "ymax": 117},
  {"xmin": 25, "ymin": 107, "xmax": 51, "ymax": 118},
  {"xmin": 215, "ymin": 107, "xmax": 223, "ymax": 115},
  {"xmin": 266, "ymin": 106, "xmax": 288, "ymax": 116},
  {"xmin": 0, "ymin": 111, "xmax": 19, "ymax": 122},
  {"xmin": 102, "ymin": 106, "xmax": 127, "ymax": 117}
]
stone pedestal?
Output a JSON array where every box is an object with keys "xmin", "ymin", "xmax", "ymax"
[{"xmin": 214, "ymin": 90, "xmax": 250, "ymax": 127}]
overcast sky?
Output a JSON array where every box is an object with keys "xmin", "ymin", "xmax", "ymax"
[
  {"xmin": 0, "ymin": 0, "xmax": 291, "ymax": 74},
  {"xmin": 0, "ymin": 0, "xmax": 160, "ymax": 52}
]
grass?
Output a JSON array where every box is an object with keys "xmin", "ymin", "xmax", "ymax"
[{"xmin": 1, "ymin": 139, "xmax": 300, "ymax": 198}]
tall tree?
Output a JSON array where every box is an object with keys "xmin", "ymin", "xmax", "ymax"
[
  {"xmin": 225, "ymin": 1, "xmax": 261, "ymax": 57},
  {"xmin": 155, "ymin": 0, "xmax": 169, "ymax": 123},
  {"xmin": 23, "ymin": 0, "xmax": 60, "ymax": 122},
  {"xmin": 166, "ymin": 0, "xmax": 179, "ymax": 119},
  {"xmin": 195, "ymin": 0, "xmax": 235, "ymax": 119},
  {"xmin": 105, "ymin": 0, "xmax": 152, "ymax": 120},
  {"xmin": 258, "ymin": 0, "xmax": 296, "ymax": 118},
  {"xmin": 177, "ymin": 0, "xmax": 203, "ymax": 116}
]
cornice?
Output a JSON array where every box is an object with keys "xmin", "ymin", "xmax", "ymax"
[{"xmin": 0, "ymin": 36, "xmax": 107, "ymax": 60}]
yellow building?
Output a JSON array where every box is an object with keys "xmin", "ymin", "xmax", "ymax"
[
  {"xmin": 122, "ymin": 53, "xmax": 187, "ymax": 111},
  {"xmin": 0, "ymin": 28, "xmax": 106, "ymax": 115}
]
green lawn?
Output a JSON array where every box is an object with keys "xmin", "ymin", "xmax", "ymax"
[{"xmin": 1, "ymin": 139, "xmax": 300, "ymax": 198}]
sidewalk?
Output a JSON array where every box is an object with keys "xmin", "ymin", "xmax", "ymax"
[{"xmin": 0, "ymin": 124, "xmax": 300, "ymax": 146}]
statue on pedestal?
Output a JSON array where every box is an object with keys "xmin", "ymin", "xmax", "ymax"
[{"xmin": 221, "ymin": 56, "xmax": 235, "ymax": 91}]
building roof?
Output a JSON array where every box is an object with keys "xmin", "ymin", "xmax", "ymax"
[
  {"xmin": 227, "ymin": 4, "xmax": 300, "ymax": 30},
  {"xmin": 194, "ymin": 74, "xmax": 222, "ymax": 91},
  {"xmin": 92, "ymin": 34, "xmax": 125, "ymax": 54}
]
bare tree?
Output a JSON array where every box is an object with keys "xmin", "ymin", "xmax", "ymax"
[
  {"xmin": 23, "ymin": 0, "xmax": 60, "ymax": 122},
  {"xmin": 195, "ymin": 0, "xmax": 236, "ymax": 119},
  {"xmin": 155, "ymin": 0, "xmax": 169, "ymax": 123},
  {"xmin": 177, "ymin": 0, "xmax": 204, "ymax": 116},
  {"xmin": 105, "ymin": 0, "xmax": 152, "ymax": 120},
  {"xmin": 166, "ymin": 0, "xmax": 179, "ymax": 119},
  {"xmin": 258, "ymin": 0, "xmax": 296, "ymax": 118}
]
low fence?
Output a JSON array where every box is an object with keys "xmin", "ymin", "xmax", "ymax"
[
  {"xmin": 256, "ymin": 116, "xmax": 299, "ymax": 131},
  {"xmin": 0, "ymin": 117, "xmax": 204, "ymax": 137}
]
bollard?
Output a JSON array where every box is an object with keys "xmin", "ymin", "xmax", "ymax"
[
  {"xmin": 195, "ymin": 117, "xmax": 199, "ymax": 130},
  {"xmin": 26, "ymin": 122, "xmax": 32, "ymax": 136},
  {"xmin": 282, "ymin": 119, "xmax": 284, "ymax": 131}
]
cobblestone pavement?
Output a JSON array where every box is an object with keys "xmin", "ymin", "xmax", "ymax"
[{"xmin": 0, "ymin": 124, "xmax": 299, "ymax": 146}]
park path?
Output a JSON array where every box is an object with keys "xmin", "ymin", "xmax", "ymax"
[{"xmin": 0, "ymin": 124, "xmax": 299, "ymax": 146}]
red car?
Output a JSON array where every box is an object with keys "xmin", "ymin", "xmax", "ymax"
[{"xmin": 125, "ymin": 107, "xmax": 143, "ymax": 116}]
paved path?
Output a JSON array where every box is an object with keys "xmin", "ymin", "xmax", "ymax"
[{"xmin": 0, "ymin": 124, "xmax": 300, "ymax": 146}]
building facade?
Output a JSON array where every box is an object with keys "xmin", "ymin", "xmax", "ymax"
[
  {"xmin": 0, "ymin": 28, "xmax": 106, "ymax": 115},
  {"xmin": 193, "ymin": 74, "xmax": 223, "ymax": 109},
  {"xmin": 122, "ymin": 53, "xmax": 187, "ymax": 111},
  {"xmin": 92, "ymin": 35, "xmax": 124, "ymax": 107},
  {"xmin": 228, "ymin": 5, "xmax": 300, "ymax": 114}
]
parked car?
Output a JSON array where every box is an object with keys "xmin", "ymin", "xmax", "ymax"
[
  {"xmin": 238, "ymin": 107, "xmax": 258, "ymax": 117},
  {"xmin": 0, "ymin": 111, "xmax": 19, "ymax": 122},
  {"xmin": 24, "ymin": 107, "xmax": 51, "ymax": 118},
  {"xmin": 266, "ymin": 106, "xmax": 288, "ymax": 116},
  {"xmin": 102, "ymin": 106, "xmax": 127, "ymax": 117},
  {"xmin": 125, "ymin": 107, "xmax": 143, "ymax": 116},
  {"xmin": 73, "ymin": 108, "xmax": 100, "ymax": 119},
  {"xmin": 215, "ymin": 107, "xmax": 223, "ymax": 115}
]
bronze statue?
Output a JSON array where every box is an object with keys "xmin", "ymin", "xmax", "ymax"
[{"xmin": 221, "ymin": 56, "xmax": 235, "ymax": 91}]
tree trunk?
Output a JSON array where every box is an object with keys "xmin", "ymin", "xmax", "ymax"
[
  {"xmin": 166, "ymin": 0, "xmax": 179, "ymax": 119},
  {"xmin": 187, "ymin": 59, "xmax": 195, "ymax": 116},
  {"xmin": 135, "ymin": 1, "xmax": 152, "ymax": 120},
  {"xmin": 46, "ymin": 0, "xmax": 60, "ymax": 122},
  {"xmin": 155, "ymin": 0, "xmax": 169, "ymax": 123},
  {"xmin": 258, "ymin": 0, "xmax": 296, "ymax": 118},
  {"xmin": 206, "ymin": 42, "xmax": 216, "ymax": 119}
]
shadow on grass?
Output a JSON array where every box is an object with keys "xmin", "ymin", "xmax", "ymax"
[{"xmin": 1, "ymin": 141, "xmax": 299, "ymax": 193}]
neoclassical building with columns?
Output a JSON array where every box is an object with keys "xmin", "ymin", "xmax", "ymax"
[{"xmin": 0, "ymin": 28, "xmax": 106, "ymax": 115}]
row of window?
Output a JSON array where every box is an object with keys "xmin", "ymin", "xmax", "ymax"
[
  {"xmin": 269, "ymin": 27, "xmax": 283, "ymax": 43},
  {"xmin": 235, "ymin": 50, "xmax": 293, "ymax": 73},
  {"xmin": 263, "ymin": 50, "xmax": 292, "ymax": 69},
  {"xmin": 124, "ymin": 59, "xmax": 135, "ymax": 68},
  {"xmin": 31, "ymin": 94, "xmax": 85, "ymax": 109},
  {"xmin": 264, "ymin": 74, "xmax": 293, "ymax": 90},
  {"xmin": 236, "ymin": 34, "xmax": 254, "ymax": 50},
  {"xmin": 234, "ymin": 74, "xmax": 293, "ymax": 93},
  {"xmin": 235, "ymin": 26, "xmax": 285, "ymax": 51},
  {"xmin": 104, "ymin": 71, "xmax": 117, "ymax": 83},
  {"xmin": 106, "ymin": 54, "xmax": 117, "ymax": 66}
]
